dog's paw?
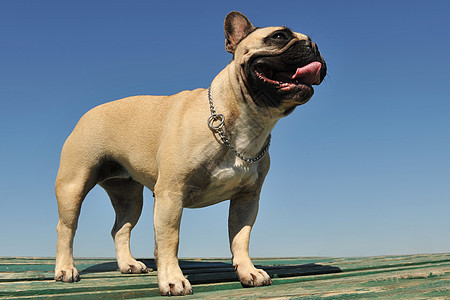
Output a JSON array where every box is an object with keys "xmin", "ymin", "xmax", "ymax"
[
  {"xmin": 54, "ymin": 266, "xmax": 80, "ymax": 283},
  {"xmin": 236, "ymin": 265, "xmax": 272, "ymax": 288},
  {"xmin": 158, "ymin": 268, "xmax": 193, "ymax": 296},
  {"xmin": 118, "ymin": 259, "xmax": 150, "ymax": 274}
]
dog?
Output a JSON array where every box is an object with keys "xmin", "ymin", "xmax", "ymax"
[{"xmin": 54, "ymin": 11, "xmax": 326, "ymax": 296}]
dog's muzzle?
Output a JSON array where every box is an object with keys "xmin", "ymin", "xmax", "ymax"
[{"xmin": 246, "ymin": 39, "xmax": 327, "ymax": 107}]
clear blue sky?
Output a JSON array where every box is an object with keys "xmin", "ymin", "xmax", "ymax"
[{"xmin": 1, "ymin": 0, "xmax": 449, "ymax": 259}]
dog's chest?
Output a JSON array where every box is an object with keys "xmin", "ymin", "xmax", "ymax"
[
  {"xmin": 183, "ymin": 160, "xmax": 259, "ymax": 208},
  {"xmin": 211, "ymin": 161, "xmax": 259, "ymax": 191}
]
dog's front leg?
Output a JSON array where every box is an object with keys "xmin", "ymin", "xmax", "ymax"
[
  {"xmin": 153, "ymin": 190, "xmax": 193, "ymax": 296},
  {"xmin": 228, "ymin": 195, "xmax": 272, "ymax": 287}
]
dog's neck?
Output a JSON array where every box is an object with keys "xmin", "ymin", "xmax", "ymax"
[{"xmin": 209, "ymin": 62, "xmax": 280, "ymax": 161}]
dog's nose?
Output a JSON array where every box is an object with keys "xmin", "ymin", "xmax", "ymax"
[
  {"xmin": 302, "ymin": 39, "xmax": 312, "ymax": 48},
  {"xmin": 301, "ymin": 40, "xmax": 320, "ymax": 56},
  {"xmin": 309, "ymin": 41, "xmax": 320, "ymax": 56}
]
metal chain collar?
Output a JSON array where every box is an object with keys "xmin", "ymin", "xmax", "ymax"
[{"xmin": 207, "ymin": 86, "xmax": 271, "ymax": 164}]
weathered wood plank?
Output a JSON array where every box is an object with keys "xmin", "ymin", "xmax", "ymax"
[
  {"xmin": 1, "ymin": 254, "xmax": 449, "ymax": 299},
  {"xmin": 188, "ymin": 265, "xmax": 449, "ymax": 299}
]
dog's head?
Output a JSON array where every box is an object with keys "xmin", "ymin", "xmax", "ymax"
[{"xmin": 224, "ymin": 11, "xmax": 327, "ymax": 114}]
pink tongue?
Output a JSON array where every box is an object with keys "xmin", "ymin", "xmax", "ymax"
[{"xmin": 292, "ymin": 61, "xmax": 322, "ymax": 85}]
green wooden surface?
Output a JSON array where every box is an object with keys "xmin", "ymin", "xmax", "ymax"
[{"xmin": 1, "ymin": 253, "xmax": 449, "ymax": 299}]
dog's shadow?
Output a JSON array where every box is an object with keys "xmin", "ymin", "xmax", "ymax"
[
  {"xmin": 79, "ymin": 259, "xmax": 342, "ymax": 284},
  {"xmin": 79, "ymin": 259, "xmax": 229, "ymax": 274}
]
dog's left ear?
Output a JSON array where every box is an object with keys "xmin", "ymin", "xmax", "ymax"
[{"xmin": 224, "ymin": 11, "xmax": 255, "ymax": 54}]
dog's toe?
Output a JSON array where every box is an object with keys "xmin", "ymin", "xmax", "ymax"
[
  {"xmin": 119, "ymin": 259, "xmax": 151, "ymax": 274},
  {"xmin": 237, "ymin": 266, "xmax": 272, "ymax": 288},
  {"xmin": 54, "ymin": 267, "xmax": 80, "ymax": 283}
]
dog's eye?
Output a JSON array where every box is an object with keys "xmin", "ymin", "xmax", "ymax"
[{"xmin": 271, "ymin": 32, "xmax": 288, "ymax": 40}]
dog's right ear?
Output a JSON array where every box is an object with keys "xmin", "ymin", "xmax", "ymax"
[{"xmin": 224, "ymin": 11, "xmax": 255, "ymax": 54}]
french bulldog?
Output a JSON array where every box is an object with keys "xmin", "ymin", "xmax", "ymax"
[{"xmin": 54, "ymin": 11, "xmax": 326, "ymax": 296}]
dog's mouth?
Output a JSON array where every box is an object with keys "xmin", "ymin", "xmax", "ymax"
[
  {"xmin": 245, "ymin": 39, "xmax": 326, "ymax": 108},
  {"xmin": 253, "ymin": 61, "xmax": 323, "ymax": 91}
]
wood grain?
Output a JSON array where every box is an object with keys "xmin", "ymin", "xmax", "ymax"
[{"xmin": 1, "ymin": 254, "xmax": 448, "ymax": 299}]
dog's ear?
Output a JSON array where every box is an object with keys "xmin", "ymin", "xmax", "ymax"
[{"xmin": 224, "ymin": 11, "xmax": 255, "ymax": 54}]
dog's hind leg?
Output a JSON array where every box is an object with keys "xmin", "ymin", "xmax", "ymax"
[
  {"xmin": 100, "ymin": 178, "xmax": 149, "ymax": 274},
  {"xmin": 55, "ymin": 167, "xmax": 98, "ymax": 282}
]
